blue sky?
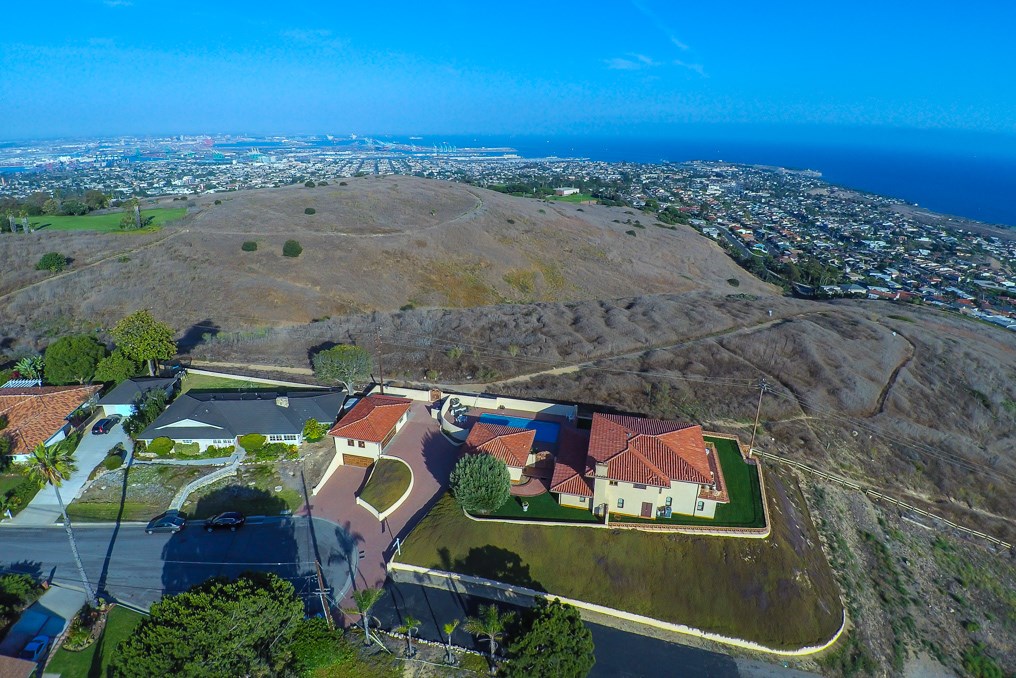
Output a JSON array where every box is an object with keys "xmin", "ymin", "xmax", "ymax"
[{"xmin": 2, "ymin": 0, "xmax": 1015, "ymax": 145}]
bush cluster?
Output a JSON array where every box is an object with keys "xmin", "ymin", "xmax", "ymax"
[
  {"xmin": 253, "ymin": 443, "xmax": 298, "ymax": 462},
  {"xmin": 283, "ymin": 239, "xmax": 303, "ymax": 257},
  {"xmin": 36, "ymin": 252, "xmax": 68, "ymax": 272},
  {"xmin": 237, "ymin": 433, "xmax": 267, "ymax": 452},
  {"xmin": 147, "ymin": 437, "xmax": 175, "ymax": 456},
  {"xmin": 303, "ymin": 207, "xmax": 316, "ymax": 215},
  {"xmin": 302, "ymin": 419, "xmax": 327, "ymax": 443},
  {"xmin": 102, "ymin": 455, "xmax": 122, "ymax": 471},
  {"xmin": 241, "ymin": 241, "xmax": 257, "ymax": 252}
]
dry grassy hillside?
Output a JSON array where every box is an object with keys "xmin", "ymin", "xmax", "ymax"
[{"xmin": 0, "ymin": 176, "xmax": 773, "ymax": 339}]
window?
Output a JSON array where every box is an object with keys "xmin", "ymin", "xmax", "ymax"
[
  {"xmin": 284, "ymin": 435, "xmax": 298, "ymax": 441},
  {"xmin": 358, "ymin": 441, "xmax": 365, "ymax": 448},
  {"xmin": 181, "ymin": 440, "xmax": 192, "ymax": 444},
  {"xmin": 579, "ymin": 496, "xmax": 587, "ymax": 503},
  {"xmin": 633, "ymin": 483, "xmax": 647, "ymax": 490},
  {"xmin": 696, "ymin": 501, "xmax": 704, "ymax": 511},
  {"xmin": 665, "ymin": 497, "xmax": 672, "ymax": 507},
  {"xmin": 347, "ymin": 439, "xmax": 355, "ymax": 446},
  {"xmin": 608, "ymin": 480, "xmax": 618, "ymax": 486},
  {"xmin": 616, "ymin": 498, "xmax": 624, "ymax": 509}
]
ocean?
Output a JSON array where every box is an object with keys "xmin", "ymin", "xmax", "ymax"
[{"xmin": 394, "ymin": 134, "xmax": 1016, "ymax": 228}]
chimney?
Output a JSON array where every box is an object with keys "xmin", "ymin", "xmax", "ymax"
[
  {"xmin": 276, "ymin": 396, "xmax": 289, "ymax": 408},
  {"xmin": 595, "ymin": 462, "xmax": 608, "ymax": 479}
]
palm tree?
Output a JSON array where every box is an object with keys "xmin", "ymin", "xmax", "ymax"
[
  {"xmin": 464, "ymin": 604, "xmax": 514, "ymax": 670},
  {"xmin": 342, "ymin": 587, "xmax": 386, "ymax": 646},
  {"xmin": 25, "ymin": 441, "xmax": 98, "ymax": 606},
  {"xmin": 442, "ymin": 618, "xmax": 461, "ymax": 665},
  {"xmin": 396, "ymin": 614, "xmax": 421, "ymax": 658}
]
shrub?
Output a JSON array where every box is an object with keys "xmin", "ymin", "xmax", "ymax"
[
  {"xmin": 238, "ymin": 433, "xmax": 267, "ymax": 452},
  {"xmin": 302, "ymin": 419, "xmax": 327, "ymax": 443},
  {"xmin": 450, "ymin": 454, "xmax": 511, "ymax": 514},
  {"xmin": 147, "ymin": 437, "xmax": 175, "ymax": 456},
  {"xmin": 400, "ymin": 302, "xmax": 415, "ymax": 311},
  {"xmin": 253, "ymin": 443, "xmax": 298, "ymax": 462},
  {"xmin": 625, "ymin": 230, "xmax": 637, "ymax": 237},
  {"xmin": 214, "ymin": 199, "xmax": 222, "ymax": 205},
  {"xmin": 204, "ymin": 445, "xmax": 236, "ymax": 456},
  {"xmin": 339, "ymin": 181, "xmax": 348, "ymax": 186},
  {"xmin": 6, "ymin": 478, "xmax": 41, "ymax": 511},
  {"xmin": 175, "ymin": 442, "xmax": 200, "ymax": 456},
  {"xmin": 241, "ymin": 241, "xmax": 258, "ymax": 252},
  {"xmin": 304, "ymin": 181, "xmax": 316, "ymax": 188},
  {"xmin": 36, "ymin": 252, "xmax": 68, "ymax": 272},
  {"xmin": 304, "ymin": 207, "xmax": 316, "ymax": 215},
  {"xmin": 289, "ymin": 617, "xmax": 343, "ymax": 674},
  {"xmin": 102, "ymin": 455, "xmax": 122, "ymax": 471},
  {"xmin": 283, "ymin": 240, "xmax": 303, "ymax": 257},
  {"xmin": 727, "ymin": 277, "xmax": 741, "ymax": 287}
]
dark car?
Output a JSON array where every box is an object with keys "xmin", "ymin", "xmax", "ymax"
[
  {"xmin": 146, "ymin": 511, "xmax": 186, "ymax": 534},
  {"xmin": 204, "ymin": 512, "xmax": 246, "ymax": 532},
  {"xmin": 91, "ymin": 416, "xmax": 121, "ymax": 434}
]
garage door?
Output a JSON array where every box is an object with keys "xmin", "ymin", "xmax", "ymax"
[{"xmin": 343, "ymin": 454, "xmax": 374, "ymax": 468}]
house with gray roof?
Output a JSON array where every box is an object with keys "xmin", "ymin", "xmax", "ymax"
[
  {"xmin": 97, "ymin": 375, "xmax": 182, "ymax": 418},
  {"xmin": 137, "ymin": 389, "xmax": 345, "ymax": 451}
]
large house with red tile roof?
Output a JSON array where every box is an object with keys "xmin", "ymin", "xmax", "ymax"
[
  {"xmin": 0, "ymin": 385, "xmax": 101, "ymax": 462},
  {"xmin": 326, "ymin": 395, "xmax": 412, "ymax": 467},
  {"xmin": 463, "ymin": 422, "xmax": 537, "ymax": 482},
  {"xmin": 551, "ymin": 412, "xmax": 729, "ymax": 520}
]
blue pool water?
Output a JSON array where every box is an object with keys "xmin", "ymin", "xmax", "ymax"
[{"xmin": 477, "ymin": 414, "xmax": 560, "ymax": 444}]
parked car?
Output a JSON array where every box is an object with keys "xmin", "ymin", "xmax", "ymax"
[
  {"xmin": 146, "ymin": 511, "xmax": 186, "ymax": 534},
  {"xmin": 204, "ymin": 512, "xmax": 246, "ymax": 532},
  {"xmin": 91, "ymin": 415, "xmax": 122, "ymax": 435},
  {"xmin": 19, "ymin": 635, "xmax": 50, "ymax": 662}
]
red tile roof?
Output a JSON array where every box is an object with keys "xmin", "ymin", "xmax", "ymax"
[
  {"xmin": 586, "ymin": 413, "xmax": 715, "ymax": 488},
  {"xmin": 0, "ymin": 385, "xmax": 101, "ymax": 456},
  {"xmin": 463, "ymin": 422, "xmax": 535, "ymax": 469},
  {"xmin": 328, "ymin": 395, "xmax": 412, "ymax": 443},
  {"xmin": 549, "ymin": 426, "xmax": 593, "ymax": 497}
]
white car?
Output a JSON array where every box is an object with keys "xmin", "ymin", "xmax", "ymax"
[{"xmin": 18, "ymin": 634, "xmax": 50, "ymax": 662}]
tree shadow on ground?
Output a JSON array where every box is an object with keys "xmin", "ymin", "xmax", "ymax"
[
  {"xmin": 176, "ymin": 319, "xmax": 219, "ymax": 352},
  {"xmin": 436, "ymin": 545, "xmax": 545, "ymax": 592},
  {"xmin": 306, "ymin": 341, "xmax": 338, "ymax": 367},
  {"xmin": 188, "ymin": 485, "xmax": 289, "ymax": 520}
]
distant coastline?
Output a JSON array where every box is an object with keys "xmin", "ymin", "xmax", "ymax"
[{"xmin": 391, "ymin": 135, "xmax": 1016, "ymax": 228}]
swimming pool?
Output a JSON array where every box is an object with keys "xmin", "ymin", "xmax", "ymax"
[{"xmin": 477, "ymin": 413, "xmax": 561, "ymax": 444}]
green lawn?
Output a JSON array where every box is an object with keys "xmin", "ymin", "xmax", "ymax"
[
  {"xmin": 547, "ymin": 193, "xmax": 596, "ymax": 203},
  {"xmin": 358, "ymin": 459, "xmax": 412, "ymax": 514},
  {"xmin": 479, "ymin": 491, "xmax": 601, "ymax": 523},
  {"xmin": 399, "ymin": 469, "xmax": 843, "ymax": 650},
  {"xmin": 27, "ymin": 208, "xmax": 186, "ymax": 233},
  {"xmin": 47, "ymin": 606, "xmax": 145, "ymax": 678},
  {"xmin": 620, "ymin": 437, "xmax": 766, "ymax": 528},
  {"xmin": 179, "ymin": 372, "xmax": 264, "ymax": 393}
]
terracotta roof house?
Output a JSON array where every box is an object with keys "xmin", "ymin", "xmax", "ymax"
[
  {"xmin": 463, "ymin": 422, "xmax": 537, "ymax": 482},
  {"xmin": 137, "ymin": 389, "xmax": 345, "ymax": 452},
  {"xmin": 0, "ymin": 385, "xmax": 101, "ymax": 462},
  {"xmin": 326, "ymin": 395, "xmax": 412, "ymax": 468},
  {"xmin": 551, "ymin": 412, "xmax": 729, "ymax": 520}
]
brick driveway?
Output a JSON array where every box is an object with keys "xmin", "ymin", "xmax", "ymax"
[{"xmin": 302, "ymin": 401, "xmax": 459, "ymax": 607}]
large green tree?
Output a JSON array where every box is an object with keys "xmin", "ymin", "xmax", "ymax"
[
  {"xmin": 25, "ymin": 441, "xmax": 97, "ymax": 606},
  {"xmin": 110, "ymin": 310, "xmax": 176, "ymax": 376},
  {"xmin": 110, "ymin": 573, "xmax": 303, "ymax": 678},
  {"xmin": 450, "ymin": 454, "xmax": 511, "ymax": 514},
  {"xmin": 93, "ymin": 349, "xmax": 140, "ymax": 384},
  {"xmin": 43, "ymin": 335, "xmax": 107, "ymax": 385},
  {"xmin": 312, "ymin": 344, "xmax": 373, "ymax": 393},
  {"xmin": 504, "ymin": 599, "xmax": 595, "ymax": 678}
]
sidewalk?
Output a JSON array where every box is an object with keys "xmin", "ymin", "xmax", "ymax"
[{"xmin": 6, "ymin": 424, "xmax": 129, "ymax": 527}]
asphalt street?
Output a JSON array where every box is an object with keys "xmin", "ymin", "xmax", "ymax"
[{"xmin": 0, "ymin": 517, "xmax": 356, "ymax": 613}]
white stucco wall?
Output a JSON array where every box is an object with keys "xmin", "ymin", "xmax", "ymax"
[
  {"xmin": 558, "ymin": 493, "xmax": 591, "ymax": 509},
  {"xmin": 508, "ymin": 466, "xmax": 523, "ymax": 482},
  {"xmin": 592, "ymin": 478, "xmax": 703, "ymax": 518},
  {"xmin": 335, "ymin": 437, "xmax": 382, "ymax": 461}
]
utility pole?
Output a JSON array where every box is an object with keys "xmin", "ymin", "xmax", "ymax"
[
  {"xmin": 748, "ymin": 378, "xmax": 768, "ymax": 460},
  {"xmin": 314, "ymin": 559, "xmax": 334, "ymax": 630},
  {"xmin": 375, "ymin": 326, "xmax": 385, "ymax": 395}
]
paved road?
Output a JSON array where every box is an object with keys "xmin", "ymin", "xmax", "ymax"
[
  {"xmin": 376, "ymin": 582, "xmax": 748, "ymax": 678},
  {"xmin": 10, "ymin": 421, "xmax": 130, "ymax": 527},
  {"xmin": 0, "ymin": 517, "xmax": 355, "ymax": 613}
]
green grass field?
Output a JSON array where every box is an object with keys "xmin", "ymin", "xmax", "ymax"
[
  {"xmin": 399, "ymin": 469, "xmax": 842, "ymax": 649},
  {"xmin": 179, "ymin": 372, "xmax": 264, "ymax": 393},
  {"xmin": 359, "ymin": 459, "xmax": 412, "ymax": 514},
  {"xmin": 27, "ymin": 207, "xmax": 186, "ymax": 233},
  {"xmin": 547, "ymin": 193, "xmax": 596, "ymax": 203},
  {"xmin": 481, "ymin": 491, "xmax": 601, "ymax": 523},
  {"xmin": 47, "ymin": 606, "xmax": 145, "ymax": 678},
  {"xmin": 0, "ymin": 474, "xmax": 41, "ymax": 516}
]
